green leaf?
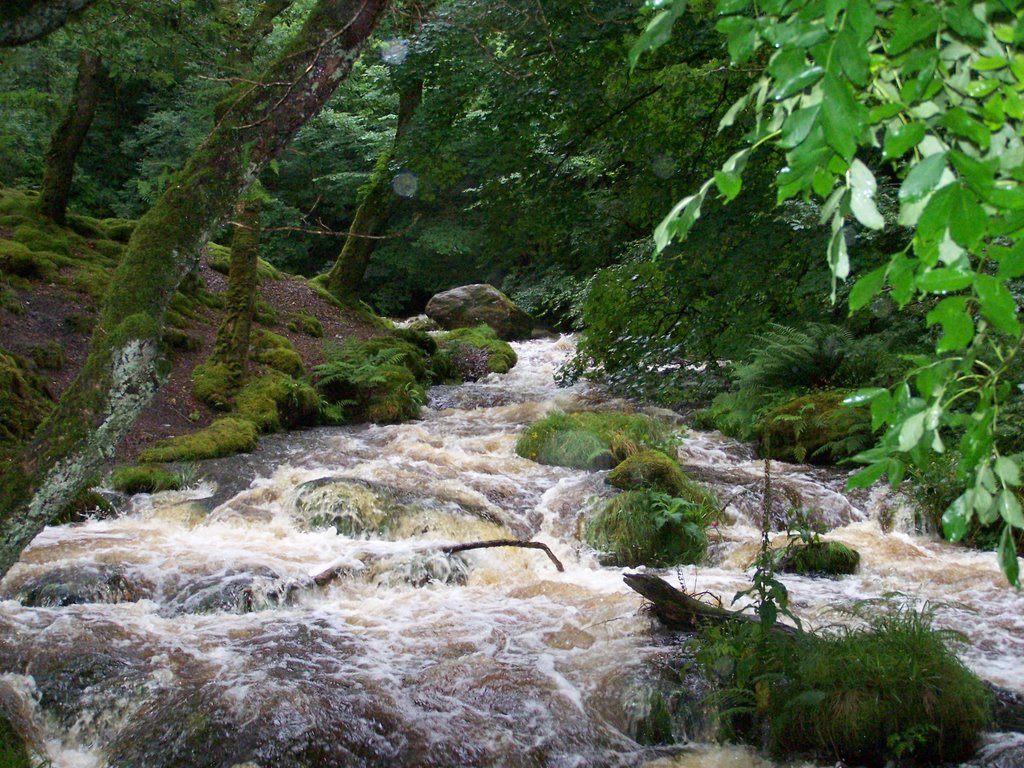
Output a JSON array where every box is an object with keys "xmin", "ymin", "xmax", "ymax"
[
  {"xmin": 996, "ymin": 456, "xmax": 1022, "ymax": 487},
  {"xmin": 943, "ymin": 4, "xmax": 987, "ymax": 39},
  {"xmin": 846, "ymin": 461, "xmax": 888, "ymax": 489},
  {"xmin": 942, "ymin": 492, "xmax": 973, "ymax": 542},
  {"xmin": 899, "ymin": 152, "xmax": 948, "ymax": 203},
  {"xmin": 843, "ymin": 387, "xmax": 888, "ymax": 406},
  {"xmin": 715, "ymin": 170, "xmax": 742, "ymax": 201},
  {"xmin": 975, "ymin": 274, "xmax": 1022, "ymax": 336},
  {"xmin": 995, "ymin": 240, "xmax": 1024, "ymax": 279},
  {"xmin": 898, "ymin": 410, "xmax": 926, "ymax": 452},
  {"xmin": 916, "ymin": 267, "xmax": 974, "ymax": 293},
  {"xmin": 886, "ymin": 4, "xmax": 940, "ymax": 55},
  {"xmin": 849, "ymin": 265, "xmax": 886, "ymax": 310},
  {"xmin": 883, "ymin": 122, "xmax": 926, "ymax": 160},
  {"xmin": 771, "ymin": 64, "xmax": 825, "ymax": 100},
  {"xmin": 821, "ymin": 74, "xmax": 862, "ymax": 159},
  {"xmin": 998, "ymin": 526, "xmax": 1020, "ymax": 587},
  {"xmin": 717, "ymin": 17, "xmax": 759, "ymax": 64},
  {"xmin": 780, "ymin": 105, "xmax": 819, "ymax": 149},
  {"xmin": 629, "ymin": 3, "xmax": 689, "ymax": 70},
  {"xmin": 941, "ymin": 107, "xmax": 991, "ymax": 151},
  {"xmin": 926, "ymin": 297, "xmax": 974, "ymax": 351},
  {"xmin": 848, "ymin": 160, "xmax": 884, "ymax": 230}
]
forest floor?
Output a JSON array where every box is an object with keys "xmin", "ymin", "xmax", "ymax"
[{"xmin": 0, "ymin": 210, "xmax": 384, "ymax": 462}]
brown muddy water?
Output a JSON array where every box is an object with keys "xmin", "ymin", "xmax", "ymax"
[{"xmin": 1, "ymin": 336, "xmax": 1022, "ymax": 767}]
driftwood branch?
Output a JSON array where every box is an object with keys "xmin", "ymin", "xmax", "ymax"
[
  {"xmin": 309, "ymin": 539, "xmax": 565, "ymax": 590},
  {"xmin": 442, "ymin": 539, "xmax": 565, "ymax": 572},
  {"xmin": 623, "ymin": 573, "xmax": 799, "ymax": 636}
]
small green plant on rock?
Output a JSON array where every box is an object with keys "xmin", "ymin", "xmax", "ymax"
[{"xmin": 110, "ymin": 465, "xmax": 187, "ymax": 494}]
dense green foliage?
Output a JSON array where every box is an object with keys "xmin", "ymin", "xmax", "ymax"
[
  {"xmin": 110, "ymin": 464, "xmax": 186, "ymax": 494},
  {"xmin": 697, "ymin": 600, "xmax": 991, "ymax": 766},
  {"xmin": 631, "ymin": 0, "xmax": 1024, "ymax": 583}
]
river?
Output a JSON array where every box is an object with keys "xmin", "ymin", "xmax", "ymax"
[{"xmin": 1, "ymin": 336, "xmax": 1022, "ymax": 767}]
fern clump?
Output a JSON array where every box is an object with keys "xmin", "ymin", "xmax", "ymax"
[
  {"xmin": 761, "ymin": 390, "xmax": 872, "ymax": 464},
  {"xmin": 736, "ymin": 323, "xmax": 853, "ymax": 393},
  {"xmin": 516, "ymin": 411, "xmax": 673, "ymax": 470},
  {"xmin": 314, "ymin": 338, "xmax": 426, "ymax": 425},
  {"xmin": 586, "ymin": 489, "xmax": 714, "ymax": 567}
]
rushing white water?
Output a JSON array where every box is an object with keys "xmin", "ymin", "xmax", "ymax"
[{"xmin": 1, "ymin": 335, "xmax": 1022, "ymax": 767}]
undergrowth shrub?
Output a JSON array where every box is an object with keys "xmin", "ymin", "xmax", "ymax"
[{"xmin": 586, "ymin": 488, "xmax": 716, "ymax": 567}]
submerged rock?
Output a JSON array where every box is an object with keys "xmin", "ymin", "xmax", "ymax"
[
  {"xmin": 425, "ymin": 284, "xmax": 533, "ymax": 341},
  {"xmin": 6, "ymin": 565, "xmax": 153, "ymax": 607}
]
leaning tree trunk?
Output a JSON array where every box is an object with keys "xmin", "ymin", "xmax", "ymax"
[
  {"xmin": 212, "ymin": 197, "xmax": 261, "ymax": 381},
  {"xmin": 37, "ymin": 50, "xmax": 103, "ymax": 224},
  {"xmin": 322, "ymin": 73, "xmax": 423, "ymax": 300},
  {"xmin": 0, "ymin": 0, "xmax": 389, "ymax": 581},
  {"xmin": 0, "ymin": 0, "xmax": 98, "ymax": 47}
]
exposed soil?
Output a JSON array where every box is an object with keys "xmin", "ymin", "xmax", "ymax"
[{"xmin": 0, "ymin": 252, "xmax": 384, "ymax": 464}]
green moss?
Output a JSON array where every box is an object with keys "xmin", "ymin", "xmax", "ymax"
[
  {"xmin": 110, "ymin": 464, "xmax": 185, "ymax": 494},
  {"xmin": 286, "ymin": 310, "xmax": 324, "ymax": 338},
  {"xmin": 89, "ymin": 239, "xmax": 125, "ymax": 260},
  {"xmin": 27, "ymin": 341, "xmax": 64, "ymax": 370},
  {"xmin": 235, "ymin": 371, "xmax": 320, "ymax": 433},
  {"xmin": 69, "ymin": 263, "xmax": 109, "ymax": 299},
  {"xmin": 607, "ymin": 449, "xmax": 690, "ymax": 496},
  {"xmin": 256, "ymin": 347, "xmax": 305, "ymax": 378},
  {"xmin": 760, "ymin": 390, "xmax": 873, "ymax": 465},
  {"xmin": 585, "ymin": 488, "xmax": 714, "ymax": 567},
  {"xmin": 363, "ymin": 365, "xmax": 424, "ymax": 423},
  {"xmin": 66, "ymin": 213, "xmax": 108, "ymax": 239},
  {"xmin": 358, "ymin": 336, "xmax": 431, "ymax": 382},
  {"xmin": 0, "ymin": 714, "xmax": 30, "ymax": 768},
  {"xmin": 433, "ymin": 324, "xmax": 517, "ymax": 381},
  {"xmin": 191, "ymin": 360, "xmax": 236, "ymax": 409},
  {"xmin": 392, "ymin": 326, "xmax": 437, "ymax": 355},
  {"xmin": 12, "ymin": 222, "xmax": 71, "ymax": 255},
  {"xmin": 774, "ymin": 540, "xmax": 860, "ymax": 576},
  {"xmin": 516, "ymin": 411, "xmax": 673, "ymax": 470},
  {"xmin": 0, "ymin": 238, "xmax": 57, "ymax": 279},
  {"xmin": 139, "ymin": 417, "xmax": 259, "ymax": 462},
  {"xmin": 100, "ymin": 218, "xmax": 137, "ymax": 243},
  {"xmin": 0, "ymin": 351, "xmax": 53, "ymax": 447},
  {"xmin": 251, "ymin": 328, "xmax": 293, "ymax": 353},
  {"xmin": 55, "ymin": 485, "xmax": 116, "ymax": 523},
  {"xmin": 253, "ymin": 297, "xmax": 279, "ymax": 325},
  {"xmin": 205, "ymin": 242, "xmax": 283, "ymax": 282}
]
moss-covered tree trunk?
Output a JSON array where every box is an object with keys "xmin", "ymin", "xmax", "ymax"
[
  {"xmin": 37, "ymin": 50, "xmax": 103, "ymax": 224},
  {"xmin": 0, "ymin": 0, "xmax": 388, "ymax": 581},
  {"xmin": 0, "ymin": 0, "xmax": 97, "ymax": 46},
  {"xmin": 213, "ymin": 197, "xmax": 261, "ymax": 381},
  {"xmin": 323, "ymin": 72, "xmax": 423, "ymax": 300}
]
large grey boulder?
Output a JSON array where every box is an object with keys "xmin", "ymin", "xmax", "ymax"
[{"xmin": 424, "ymin": 283, "xmax": 533, "ymax": 340}]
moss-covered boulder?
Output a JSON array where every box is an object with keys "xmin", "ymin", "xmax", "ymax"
[
  {"xmin": 286, "ymin": 310, "xmax": 324, "ymax": 338},
  {"xmin": 760, "ymin": 390, "xmax": 872, "ymax": 465},
  {"xmin": 235, "ymin": 372, "xmax": 320, "ymax": 433},
  {"xmin": 516, "ymin": 411, "xmax": 672, "ymax": 470},
  {"xmin": 110, "ymin": 465, "xmax": 185, "ymax": 495},
  {"xmin": 774, "ymin": 540, "xmax": 860, "ymax": 576},
  {"xmin": 585, "ymin": 488, "xmax": 715, "ymax": 567},
  {"xmin": 139, "ymin": 418, "xmax": 258, "ymax": 462},
  {"xmin": 607, "ymin": 450, "xmax": 689, "ymax": 495},
  {"xmin": 425, "ymin": 283, "xmax": 533, "ymax": 340},
  {"xmin": 432, "ymin": 324, "xmax": 517, "ymax": 382}
]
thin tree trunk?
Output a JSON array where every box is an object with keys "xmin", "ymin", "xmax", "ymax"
[
  {"xmin": 212, "ymin": 197, "xmax": 261, "ymax": 380},
  {"xmin": 37, "ymin": 50, "xmax": 103, "ymax": 224},
  {"xmin": 0, "ymin": 0, "xmax": 389, "ymax": 581},
  {"xmin": 0, "ymin": 0, "xmax": 97, "ymax": 47},
  {"xmin": 323, "ymin": 65, "xmax": 423, "ymax": 299}
]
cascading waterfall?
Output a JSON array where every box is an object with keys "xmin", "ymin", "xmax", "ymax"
[{"xmin": 1, "ymin": 335, "xmax": 1022, "ymax": 767}]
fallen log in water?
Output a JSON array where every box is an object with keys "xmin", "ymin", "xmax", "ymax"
[{"xmin": 623, "ymin": 572, "xmax": 799, "ymax": 636}]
